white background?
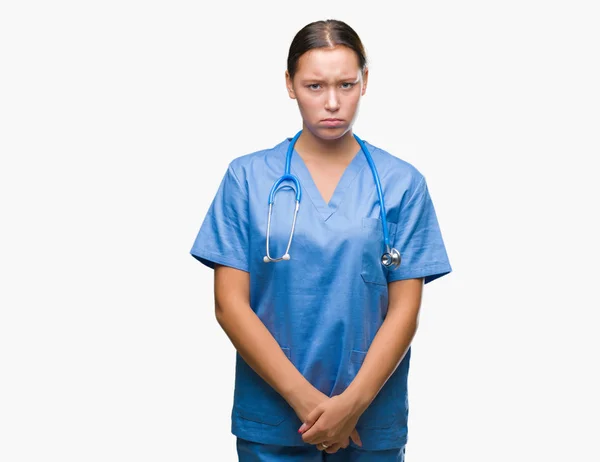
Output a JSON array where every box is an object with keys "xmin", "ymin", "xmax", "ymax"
[{"xmin": 1, "ymin": 1, "xmax": 599, "ymax": 461}]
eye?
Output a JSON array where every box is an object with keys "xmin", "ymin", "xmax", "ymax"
[
  {"xmin": 307, "ymin": 83, "xmax": 321, "ymax": 90},
  {"xmin": 341, "ymin": 82, "xmax": 356, "ymax": 89}
]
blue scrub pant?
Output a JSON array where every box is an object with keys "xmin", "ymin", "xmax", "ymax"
[{"xmin": 236, "ymin": 438, "xmax": 406, "ymax": 461}]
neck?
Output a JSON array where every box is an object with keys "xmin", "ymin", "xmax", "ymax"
[{"xmin": 294, "ymin": 126, "xmax": 359, "ymax": 162}]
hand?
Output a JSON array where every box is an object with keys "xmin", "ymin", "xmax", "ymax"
[
  {"xmin": 287, "ymin": 383, "xmax": 362, "ymax": 454},
  {"xmin": 298, "ymin": 394, "xmax": 363, "ymax": 453},
  {"xmin": 288, "ymin": 382, "xmax": 330, "ymax": 425}
]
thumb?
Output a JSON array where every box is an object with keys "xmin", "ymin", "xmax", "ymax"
[
  {"xmin": 350, "ymin": 428, "xmax": 363, "ymax": 447},
  {"xmin": 298, "ymin": 406, "xmax": 324, "ymax": 434}
]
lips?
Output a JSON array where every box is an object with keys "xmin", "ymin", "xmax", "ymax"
[{"xmin": 321, "ymin": 119, "xmax": 344, "ymax": 126}]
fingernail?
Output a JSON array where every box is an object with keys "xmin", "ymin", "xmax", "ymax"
[{"xmin": 298, "ymin": 423, "xmax": 306, "ymax": 433}]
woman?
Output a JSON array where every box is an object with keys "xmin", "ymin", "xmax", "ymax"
[{"xmin": 190, "ymin": 19, "xmax": 452, "ymax": 461}]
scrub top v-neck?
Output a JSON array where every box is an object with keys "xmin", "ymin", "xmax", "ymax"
[
  {"xmin": 190, "ymin": 136, "xmax": 452, "ymax": 451},
  {"xmin": 289, "ymin": 145, "xmax": 365, "ymax": 221}
]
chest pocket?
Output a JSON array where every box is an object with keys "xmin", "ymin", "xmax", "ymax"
[{"xmin": 361, "ymin": 217, "xmax": 398, "ymax": 286}]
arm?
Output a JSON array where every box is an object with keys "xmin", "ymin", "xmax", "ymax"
[
  {"xmin": 213, "ymin": 264, "xmax": 321, "ymax": 412},
  {"xmin": 299, "ymin": 277, "xmax": 422, "ymax": 449},
  {"xmin": 342, "ymin": 277, "xmax": 424, "ymax": 413}
]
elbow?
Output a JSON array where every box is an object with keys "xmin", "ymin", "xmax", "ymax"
[
  {"xmin": 214, "ymin": 299, "xmax": 227, "ymax": 324},
  {"xmin": 408, "ymin": 310, "xmax": 420, "ymax": 333},
  {"xmin": 214, "ymin": 296, "xmax": 239, "ymax": 325}
]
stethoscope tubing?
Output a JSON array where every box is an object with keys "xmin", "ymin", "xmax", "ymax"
[
  {"xmin": 277, "ymin": 129, "xmax": 391, "ymax": 248},
  {"xmin": 265, "ymin": 129, "xmax": 400, "ymax": 267},
  {"xmin": 352, "ymin": 133, "xmax": 391, "ymax": 249}
]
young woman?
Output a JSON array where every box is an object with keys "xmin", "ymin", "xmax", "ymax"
[{"xmin": 190, "ymin": 19, "xmax": 452, "ymax": 461}]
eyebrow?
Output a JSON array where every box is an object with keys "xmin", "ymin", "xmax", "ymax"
[{"xmin": 300, "ymin": 76, "xmax": 359, "ymax": 82}]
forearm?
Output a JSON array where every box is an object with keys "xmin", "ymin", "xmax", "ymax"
[
  {"xmin": 216, "ymin": 301, "xmax": 313, "ymax": 407},
  {"xmin": 342, "ymin": 288, "xmax": 420, "ymax": 413}
]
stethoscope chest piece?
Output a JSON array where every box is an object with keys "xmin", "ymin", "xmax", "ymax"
[{"xmin": 381, "ymin": 247, "xmax": 401, "ymax": 270}]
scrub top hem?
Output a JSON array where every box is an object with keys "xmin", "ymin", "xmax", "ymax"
[
  {"xmin": 190, "ymin": 248, "xmax": 249, "ymax": 273},
  {"xmin": 230, "ymin": 422, "xmax": 408, "ymax": 452},
  {"xmin": 387, "ymin": 263, "xmax": 453, "ymax": 285}
]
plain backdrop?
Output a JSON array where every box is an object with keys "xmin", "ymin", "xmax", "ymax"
[{"xmin": 1, "ymin": 1, "xmax": 599, "ymax": 461}]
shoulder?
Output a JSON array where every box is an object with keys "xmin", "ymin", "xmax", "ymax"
[
  {"xmin": 226, "ymin": 138, "xmax": 288, "ymax": 182},
  {"xmin": 364, "ymin": 140, "xmax": 426, "ymax": 198}
]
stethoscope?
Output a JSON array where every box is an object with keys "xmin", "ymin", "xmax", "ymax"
[{"xmin": 263, "ymin": 130, "xmax": 401, "ymax": 270}]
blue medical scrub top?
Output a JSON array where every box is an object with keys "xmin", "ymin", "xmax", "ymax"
[{"xmin": 190, "ymin": 137, "xmax": 452, "ymax": 451}]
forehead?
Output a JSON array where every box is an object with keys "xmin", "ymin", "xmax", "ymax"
[{"xmin": 295, "ymin": 46, "xmax": 361, "ymax": 78}]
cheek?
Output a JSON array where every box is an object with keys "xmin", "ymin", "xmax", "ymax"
[
  {"xmin": 296, "ymin": 96, "xmax": 320, "ymax": 117},
  {"xmin": 346, "ymin": 91, "xmax": 361, "ymax": 106},
  {"xmin": 345, "ymin": 93, "xmax": 362, "ymax": 116}
]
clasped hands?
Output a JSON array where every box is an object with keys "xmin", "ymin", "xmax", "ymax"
[{"xmin": 294, "ymin": 388, "xmax": 364, "ymax": 454}]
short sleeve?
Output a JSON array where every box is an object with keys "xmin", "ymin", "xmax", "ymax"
[
  {"xmin": 387, "ymin": 176, "xmax": 452, "ymax": 284},
  {"xmin": 189, "ymin": 164, "xmax": 250, "ymax": 272}
]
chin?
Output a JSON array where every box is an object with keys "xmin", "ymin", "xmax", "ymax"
[{"xmin": 309, "ymin": 125, "xmax": 351, "ymax": 141}]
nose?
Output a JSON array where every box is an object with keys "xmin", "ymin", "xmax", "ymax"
[{"xmin": 324, "ymin": 88, "xmax": 340, "ymax": 112}]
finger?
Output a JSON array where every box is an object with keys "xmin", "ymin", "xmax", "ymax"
[
  {"xmin": 350, "ymin": 428, "xmax": 363, "ymax": 447},
  {"xmin": 325, "ymin": 443, "xmax": 341, "ymax": 454},
  {"xmin": 302, "ymin": 423, "xmax": 324, "ymax": 445},
  {"xmin": 301, "ymin": 416, "xmax": 326, "ymax": 443},
  {"xmin": 318, "ymin": 442, "xmax": 335, "ymax": 452},
  {"xmin": 298, "ymin": 406, "xmax": 325, "ymax": 434}
]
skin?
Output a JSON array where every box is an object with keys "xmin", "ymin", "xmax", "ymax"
[
  {"xmin": 284, "ymin": 45, "xmax": 368, "ymax": 451},
  {"xmin": 285, "ymin": 46, "xmax": 369, "ymax": 205},
  {"xmin": 287, "ymin": 46, "xmax": 424, "ymax": 454},
  {"xmin": 212, "ymin": 45, "xmax": 424, "ymax": 455},
  {"xmin": 297, "ymin": 277, "xmax": 423, "ymax": 454}
]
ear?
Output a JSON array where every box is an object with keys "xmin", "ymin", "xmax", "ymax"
[
  {"xmin": 285, "ymin": 70, "xmax": 296, "ymax": 99},
  {"xmin": 361, "ymin": 67, "xmax": 369, "ymax": 96}
]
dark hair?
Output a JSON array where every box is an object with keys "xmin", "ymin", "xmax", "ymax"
[{"xmin": 286, "ymin": 19, "xmax": 367, "ymax": 80}]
